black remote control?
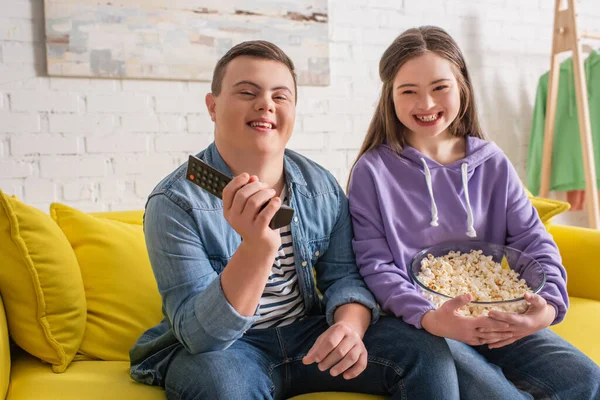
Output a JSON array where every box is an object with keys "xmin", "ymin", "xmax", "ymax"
[{"xmin": 185, "ymin": 155, "xmax": 295, "ymax": 229}]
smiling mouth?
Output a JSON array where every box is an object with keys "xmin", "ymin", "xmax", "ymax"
[
  {"xmin": 414, "ymin": 112, "xmax": 442, "ymax": 122},
  {"xmin": 247, "ymin": 121, "xmax": 276, "ymax": 129}
]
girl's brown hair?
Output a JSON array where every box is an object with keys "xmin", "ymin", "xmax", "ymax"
[{"xmin": 348, "ymin": 26, "xmax": 484, "ymax": 188}]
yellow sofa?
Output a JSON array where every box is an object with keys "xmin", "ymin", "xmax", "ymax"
[{"xmin": 0, "ymin": 193, "xmax": 598, "ymax": 400}]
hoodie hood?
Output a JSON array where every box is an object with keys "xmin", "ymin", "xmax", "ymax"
[
  {"xmin": 384, "ymin": 136, "xmax": 503, "ymax": 238},
  {"xmin": 396, "ymin": 135, "xmax": 501, "ymax": 172}
]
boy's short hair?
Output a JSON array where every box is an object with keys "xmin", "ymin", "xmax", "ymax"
[{"xmin": 211, "ymin": 40, "xmax": 298, "ymax": 103}]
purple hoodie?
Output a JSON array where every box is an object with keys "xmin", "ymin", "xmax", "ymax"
[{"xmin": 348, "ymin": 136, "xmax": 568, "ymax": 329}]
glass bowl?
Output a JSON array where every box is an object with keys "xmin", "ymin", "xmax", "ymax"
[{"xmin": 409, "ymin": 241, "xmax": 546, "ymax": 317}]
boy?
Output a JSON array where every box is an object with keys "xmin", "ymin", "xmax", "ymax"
[{"xmin": 129, "ymin": 40, "xmax": 458, "ymax": 399}]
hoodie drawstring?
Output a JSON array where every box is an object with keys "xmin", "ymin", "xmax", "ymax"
[
  {"xmin": 420, "ymin": 158, "xmax": 477, "ymax": 237},
  {"xmin": 421, "ymin": 158, "xmax": 439, "ymax": 227},
  {"xmin": 461, "ymin": 163, "xmax": 477, "ymax": 238}
]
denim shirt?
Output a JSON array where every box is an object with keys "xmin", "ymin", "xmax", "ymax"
[{"xmin": 129, "ymin": 142, "xmax": 379, "ymax": 386}]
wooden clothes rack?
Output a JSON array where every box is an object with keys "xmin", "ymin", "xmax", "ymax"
[{"xmin": 540, "ymin": 0, "xmax": 600, "ymax": 229}]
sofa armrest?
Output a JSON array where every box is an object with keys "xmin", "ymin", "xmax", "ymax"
[
  {"xmin": 548, "ymin": 224, "xmax": 600, "ymax": 302},
  {"xmin": 1, "ymin": 296, "xmax": 10, "ymax": 400}
]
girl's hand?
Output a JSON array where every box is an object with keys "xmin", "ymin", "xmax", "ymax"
[
  {"xmin": 483, "ymin": 293, "xmax": 556, "ymax": 349},
  {"xmin": 421, "ymin": 294, "xmax": 512, "ymax": 346}
]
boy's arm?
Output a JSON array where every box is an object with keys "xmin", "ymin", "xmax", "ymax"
[
  {"xmin": 144, "ymin": 194, "xmax": 258, "ymax": 354},
  {"xmin": 314, "ymin": 180, "xmax": 380, "ymax": 326},
  {"xmin": 333, "ymin": 302, "xmax": 371, "ymax": 338}
]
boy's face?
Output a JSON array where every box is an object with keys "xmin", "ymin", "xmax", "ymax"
[
  {"xmin": 207, "ymin": 56, "xmax": 296, "ymax": 157},
  {"xmin": 392, "ymin": 52, "xmax": 461, "ymax": 143}
]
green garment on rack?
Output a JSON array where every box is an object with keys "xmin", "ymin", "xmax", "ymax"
[{"xmin": 526, "ymin": 50, "xmax": 600, "ymax": 196}]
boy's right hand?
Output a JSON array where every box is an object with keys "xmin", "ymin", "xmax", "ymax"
[
  {"xmin": 222, "ymin": 173, "xmax": 282, "ymax": 252},
  {"xmin": 421, "ymin": 294, "xmax": 513, "ymax": 346}
]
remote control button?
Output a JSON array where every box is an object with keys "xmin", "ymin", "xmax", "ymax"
[{"xmin": 189, "ymin": 174, "xmax": 195, "ymax": 180}]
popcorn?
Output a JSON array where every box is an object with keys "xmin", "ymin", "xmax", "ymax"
[{"xmin": 415, "ymin": 249, "xmax": 532, "ymax": 317}]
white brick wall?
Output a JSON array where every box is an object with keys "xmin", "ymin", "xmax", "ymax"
[{"xmin": 0, "ymin": 0, "xmax": 598, "ymax": 227}]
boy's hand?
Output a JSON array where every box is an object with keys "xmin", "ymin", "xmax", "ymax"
[
  {"xmin": 483, "ymin": 293, "xmax": 556, "ymax": 349},
  {"xmin": 222, "ymin": 173, "xmax": 281, "ymax": 252},
  {"xmin": 302, "ymin": 321, "xmax": 368, "ymax": 380},
  {"xmin": 421, "ymin": 294, "xmax": 512, "ymax": 346}
]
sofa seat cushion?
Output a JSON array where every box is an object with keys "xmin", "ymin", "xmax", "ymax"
[
  {"xmin": 7, "ymin": 349, "xmax": 383, "ymax": 400},
  {"xmin": 550, "ymin": 296, "xmax": 600, "ymax": 365},
  {"xmin": 7, "ymin": 350, "xmax": 165, "ymax": 400},
  {"xmin": 290, "ymin": 394, "xmax": 383, "ymax": 399}
]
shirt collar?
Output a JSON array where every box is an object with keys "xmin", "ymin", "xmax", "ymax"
[{"xmin": 203, "ymin": 142, "xmax": 307, "ymax": 187}]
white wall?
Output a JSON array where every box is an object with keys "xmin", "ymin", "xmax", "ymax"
[{"xmin": 1, "ymin": 0, "xmax": 599, "ymax": 225}]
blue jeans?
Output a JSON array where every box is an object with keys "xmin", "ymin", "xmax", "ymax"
[
  {"xmin": 447, "ymin": 329, "xmax": 600, "ymax": 399},
  {"xmin": 163, "ymin": 316, "xmax": 459, "ymax": 399}
]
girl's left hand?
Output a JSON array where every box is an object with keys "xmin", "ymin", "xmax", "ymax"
[{"xmin": 480, "ymin": 293, "xmax": 556, "ymax": 349}]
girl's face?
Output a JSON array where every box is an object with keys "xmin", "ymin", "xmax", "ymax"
[{"xmin": 392, "ymin": 52, "xmax": 461, "ymax": 144}]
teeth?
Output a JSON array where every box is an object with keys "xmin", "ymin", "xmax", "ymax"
[
  {"xmin": 250, "ymin": 121, "xmax": 273, "ymax": 128},
  {"xmin": 417, "ymin": 114, "xmax": 439, "ymax": 122}
]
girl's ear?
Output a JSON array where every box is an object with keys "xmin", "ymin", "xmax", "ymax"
[{"xmin": 205, "ymin": 93, "xmax": 216, "ymax": 122}]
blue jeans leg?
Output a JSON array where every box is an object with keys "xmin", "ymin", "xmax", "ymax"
[
  {"xmin": 447, "ymin": 339, "xmax": 532, "ymax": 400},
  {"xmin": 448, "ymin": 329, "xmax": 600, "ymax": 400},
  {"xmin": 277, "ymin": 316, "xmax": 459, "ymax": 400},
  {"xmin": 163, "ymin": 330, "xmax": 278, "ymax": 400},
  {"xmin": 479, "ymin": 329, "xmax": 600, "ymax": 400}
]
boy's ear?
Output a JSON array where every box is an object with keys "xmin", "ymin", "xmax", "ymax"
[{"xmin": 205, "ymin": 93, "xmax": 216, "ymax": 122}]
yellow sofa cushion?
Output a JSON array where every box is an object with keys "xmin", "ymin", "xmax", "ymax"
[
  {"xmin": 0, "ymin": 192, "xmax": 86, "ymax": 373},
  {"xmin": 550, "ymin": 297, "xmax": 600, "ymax": 365},
  {"xmin": 8, "ymin": 350, "xmax": 382, "ymax": 400},
  {"xmin": 1, "ymin": 296, "xmax": 11, "ymax": 399},
  {"xmin": 291, "ymin": 394, "xmax": 383, "ymax": 400},
  {"xmin": 525, "ymin": 188, "xmax": 570, "ymax": 225},
  {"xmin": 89, "ymin": 210, "xmax": 144, "ymax": 225},
  {"xmin": 50, "ymin": 204, "xmax": 163, "ymax": 361},
  {"xmin": 548, "ymin": 224, "xmax": 600, "ymax": 301}
]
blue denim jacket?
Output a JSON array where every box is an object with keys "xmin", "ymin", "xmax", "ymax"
[{"xmin": 129, "ymin": 142, "xmax": 379, "ymax": 386}]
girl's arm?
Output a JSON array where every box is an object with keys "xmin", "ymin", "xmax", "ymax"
[
  {"xmin": 348, "ymin": 161, "xmax": 437, "ymax": 329},
  {"xmin": 503, "ymin": 158, "xmax": 569, "ymax": 325}
]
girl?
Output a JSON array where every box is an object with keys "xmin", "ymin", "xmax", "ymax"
[{"xmin": 348, "ymin": 26, "xmax": 600, "ymax": 399}]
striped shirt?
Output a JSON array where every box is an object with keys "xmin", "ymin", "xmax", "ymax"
[{"xmin": 251, "ymin": 187, "xmax": 305, "ymax": 329}]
